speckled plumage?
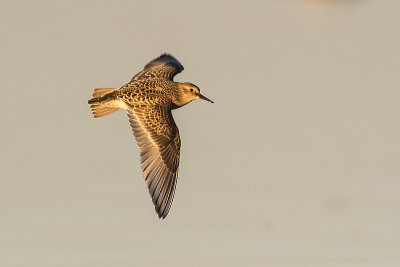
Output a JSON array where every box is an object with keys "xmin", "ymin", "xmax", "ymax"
[{"xmin": 88, "ymin": 54, "xmax": 213, "ymax": 219}]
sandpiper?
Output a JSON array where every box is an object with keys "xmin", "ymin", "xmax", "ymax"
[{"xmin": 88, "ymin": 54, "xmax": 213, "ymax": 218}]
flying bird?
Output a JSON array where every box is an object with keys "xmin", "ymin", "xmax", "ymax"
[{"xmin": 88, "ymin": 54, "xmax": 213, "ymax": 218}]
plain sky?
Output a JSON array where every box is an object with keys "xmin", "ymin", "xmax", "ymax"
[{"xmin": 1, "ymin": 0, "xmax": 400, "ymax": 266}]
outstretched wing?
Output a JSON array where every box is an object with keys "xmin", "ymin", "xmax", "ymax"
[
  {"xmin": 130, "ymin": 54, "xmax": 184, "ymax": 82},
  {"xmin": 126, "ymin": 104, "xmax": 181, "ymax": 218}
]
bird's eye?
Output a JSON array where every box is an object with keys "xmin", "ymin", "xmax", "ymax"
[{"xmin": 190, "ymin": 89, "xmax": 193, "ymax": 92}]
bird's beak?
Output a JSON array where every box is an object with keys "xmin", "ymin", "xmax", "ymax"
[{"xmin": 198, "ymin": 93, "xmax": 214, "ymax": 103}]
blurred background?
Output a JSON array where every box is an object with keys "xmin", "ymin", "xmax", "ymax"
[{"xmin": 1, "ymin": 0, "xmax": 399, "ymax": 266}]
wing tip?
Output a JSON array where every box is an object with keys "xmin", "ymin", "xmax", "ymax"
[
  {"xmin": 144, "ymin": 53, "xmax": 184, "ymax": 71},
  {"xmin": 158, "ymin": 53, "xmax": 176, "ymax": 60},
  {"xmin": 155, "ymin": 204, "xmax": 168, "ymax": 219}
]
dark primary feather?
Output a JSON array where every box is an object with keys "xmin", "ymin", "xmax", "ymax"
[
  {"xmin": 130, "ymin": 54, "xmax": 184, "ymax": 83},
  {"xmin": 127, "ymin": 104, "xmax": 181, "ymax": 218},
  {"xmin": 144, "ymin": 54, "xmax": 184, "ymax": 71}
]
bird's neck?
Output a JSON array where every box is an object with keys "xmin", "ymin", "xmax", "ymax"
[
  {"xmin": 172, "ymin": 94, "xmax": 192, "ymax": 108},
  {"xmin": 171, "ymin": 83, "xmax": 193, "ymax": 108}
]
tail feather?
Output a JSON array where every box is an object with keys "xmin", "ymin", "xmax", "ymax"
[
  {"xmin": 88, "ymin": 88, "xmax": 120, "ymax": 118},
  {"xmin": 90, "ymin": 104, "xmax": 119, "ymax": 118},
  {"xmin": 92, "ymin": 88, "xmax": 116, "ymax": 98}
]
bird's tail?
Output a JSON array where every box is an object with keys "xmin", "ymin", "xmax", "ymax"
[{"xmin": 88, "ymin": 88, "xmax": 120, "ymax": 118}]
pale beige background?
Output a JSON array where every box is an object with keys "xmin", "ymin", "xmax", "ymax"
[{"xmin": 1, "ymin": 0, "xmax": 399, "ymax": 266}]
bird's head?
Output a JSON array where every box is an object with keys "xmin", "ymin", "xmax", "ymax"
[{"xmin": 174, "ymin": 82, "xmax": 214, "ymax": 107}]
